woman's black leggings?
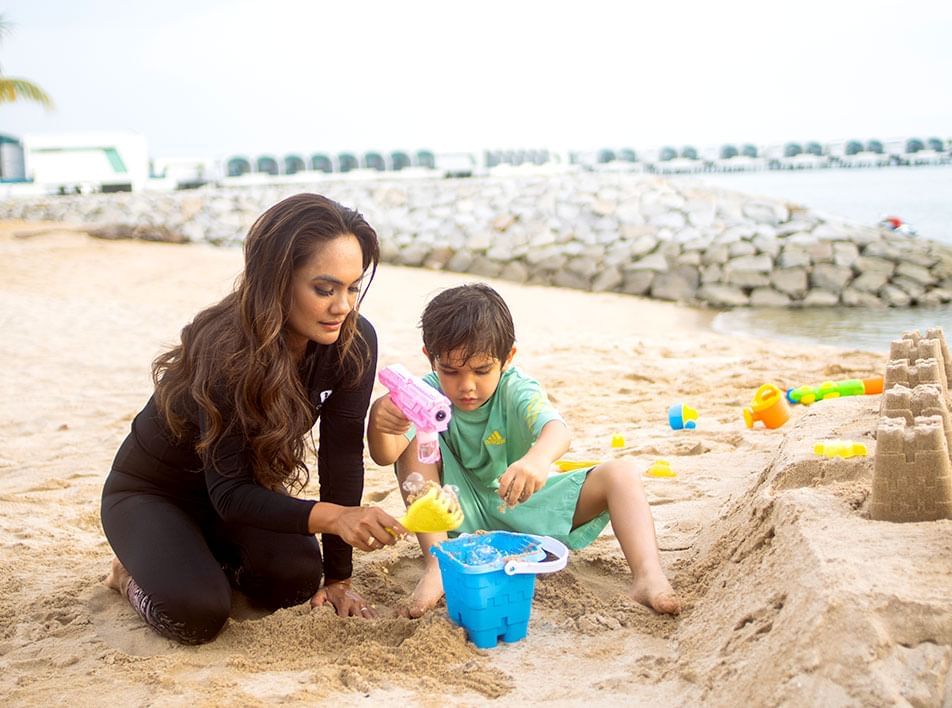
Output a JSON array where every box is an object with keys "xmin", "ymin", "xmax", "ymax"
[{"xmin": 101, "ymin": 435, "xmax": 323, "ymax": 645}]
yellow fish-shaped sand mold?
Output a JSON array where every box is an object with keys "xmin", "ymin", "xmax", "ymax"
[
  {"xmin": 645, "ymin": 460, "xmax": 677, "ymax": 478},
  {"xmin": 396, "ymin": 484, "xmax": 464, "ymax": 534},
  {"xmin": 813, "ymin": 440, "xmax": 868, "ymax": 459}
]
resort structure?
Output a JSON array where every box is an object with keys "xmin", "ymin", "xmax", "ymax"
[{"xmin": 0, "ymin": 132, "xmax": 949, "ymax": 195}]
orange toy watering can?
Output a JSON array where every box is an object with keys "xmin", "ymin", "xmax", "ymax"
[{"xmin": 743, "ymin": 383, "xmax": 791, "ymax": 429}]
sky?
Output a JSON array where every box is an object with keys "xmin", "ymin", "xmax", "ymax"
[{"xmin": 1, "ymin": 0, "xmax": 950, "ymax": 161}]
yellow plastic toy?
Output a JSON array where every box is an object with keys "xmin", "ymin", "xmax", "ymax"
[
  {"xmin": 645, "ymin": 460, "xmax": 677, "ymax": 478},
  {"xmin": 395, "ymin": 484, "xmax": 464, "ymax": 533},
  {"xmin": 611, "ymin": 434, "xmax": 625, "ymax": 448},
  {"xmin": 554, "ymin": 459, "xmax": 601, "ymax": 472},
  {"xmin": 813, "ymin": 440, "xmax": 868, "ymax": 459},
  {"xmin": 743, "ymin": 383, "xmax": 791, "ymax": 429}
]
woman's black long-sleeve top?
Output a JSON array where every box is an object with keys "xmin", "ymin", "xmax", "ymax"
[{"xmin": 127, "ymin": 315, "xmax": 377, "ymax": 582}]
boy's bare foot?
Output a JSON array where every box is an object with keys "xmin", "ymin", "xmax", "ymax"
[
  {"xmin": 631, "ymin": 569, "xmax": 682, "ymax": 615},
  {"xmin": 397, "ymin": 563, "xmax": 444, "ymax": 619},
  {"xmin": 104, "ymin": 557, "xmax": 132, "ymax": 596}
]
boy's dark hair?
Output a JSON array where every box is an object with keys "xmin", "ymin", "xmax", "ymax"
[{"xmin": 420, "ymin": 283, "xmax": 515, "ymax": 364}]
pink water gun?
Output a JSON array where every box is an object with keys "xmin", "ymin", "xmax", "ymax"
[{"xmin": 378, "ymin": 364, "xmax": 452, "ymax": 464}]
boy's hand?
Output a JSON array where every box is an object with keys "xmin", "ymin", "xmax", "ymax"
[
  {"xmin": 369, "ymin": 394, "xmax": 411, "ymax": 435},
  {"xmin": 498, "ymin": 455, "xmax": 549, "ymax": 506}
]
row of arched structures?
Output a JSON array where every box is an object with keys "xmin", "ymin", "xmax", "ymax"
[
  {"xmin": 224, "ymin": 137, "xmax": 950, "ymax": 178},
  {"xmin": 226, "ymin": 149, "xmax": 436, "ymax": 178}
]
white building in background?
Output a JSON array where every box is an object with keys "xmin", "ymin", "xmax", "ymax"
[
  {"xmin": 22, "ymin": 131, "xmax": 150, "ymax": 193},
  {"xmin": 148, "ymin": 156, "xmax": 219, "ymax": 190},
  {"xmin": 0, "ymin": 134, "xmax": 26, "ymax": 180}
]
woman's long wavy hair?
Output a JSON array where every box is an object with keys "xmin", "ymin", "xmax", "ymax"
[{"xmin": 152, "ymin": 193, "xmax": 380, "ymax": 492}]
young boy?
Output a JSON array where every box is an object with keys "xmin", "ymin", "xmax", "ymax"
[{"xmin": 368, "ymin": 283, "xmax": 681, "ymax": 618}]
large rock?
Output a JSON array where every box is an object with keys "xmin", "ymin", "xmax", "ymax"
[
  {"xmin": 701, "ymin": 244, "xmax": 730, "ymax": 265},
  {"xmin": 499, "ymin": 261, "xmax": 529, "ymax": 283},
  {"xmin": 700, "ymin": 264, "xmax": 723, "ymax": 284},
  {"xmin": 771, "ymin": 268, "xmax": 809, "ymax": 297},
  {"xmin": 880, "ymin": 285, "xmax": 912, "ymax": 307},
  {"xmin": 895, "ymin": 261, "xmax": 936, "ymax": 286},
  {"xmin": 592, "ymin": 266, "xmax": 623, "ymax": 292},
  {"xmin": 649, "ymin": 211, "xmax": 687, "ymax": 229},
  {"xmin": 629, "ymin": 234, "xmax": 660, "ymax": 258},
  {"xmin": 752, "ymin": 234, "xmax": 781, "ymax": 258},
  {"xmin": 832, "ymin": 242, "xmax": 860, "ymax": 268},
  {"xmin": 526, "ymin": 246, "xmax": 567, "ymax": 270},
  {"xmin": 851, "ymin": 270, "xmax": 890, "ymax": 293},
  {"xmin": 841, "ymin": 288, "xmax": 884, "ymax": 307},
  {"xmin": 396, "ymin": 241, "xmax": 430, "ymax": 267},
  {"xmin": 446, "ymin": 250, "xmax": 475, "ymax": 273},
  {"xmin": 778, "ymin": 246, "xmax": 811, "ymax": 269},
  {"xmin": 697, "ymin": 285, "xmax": 750, "ymax": 306},
  {"xmin": 566, "ymin": 256, "xmax": 601, "ymax": 279},
  {"xmin": 552, "ymin": 270, "xmax": 591, "ymax": 290},
  {"xmin": 892, "ymin": 276, "xmax": 927, "ymax": 302},
  {"xmin": 621, "ymin": 270, "xmax": 655, "ymax": 295},
  {"xmin": 807, "ymin": 240, "xmax": 835, "ymax": 263},
  {"xmin": 812, "ymin": 222, "xmax": 850, "ymax": 240},
  {"xmin": 725, "ymin": 254, "xmax": 774, "ymax": 273},
  {"xmin": 802, "ymin": 290, "xmax": 840, "ymax": 306},
  {"xmin": 749, "ymin": 288, "xmax": 792, "ymax": 306},
  {"xmin": 727, "ymin": 241, "xmax": 757, "ymax": 258},
  {"xmin": 853, "ymin": 256, "xmax": 895, "ymax": 275},
  {"xmin": 921, "ymin": 288, "xmax": 952, "ymax": 305},
  {"xmin": 466, "ymin": 230, "xmax": 494, "ymax": 251},
  {"xmin": 810, "ymin": 264, "xmax": 853, "ymax": 292},
  {"xmin": 726, "ymin": 270, "xmax": 771, "ymax": 288},
  {"xmin": 468, "ymin": 255, "xmax": 502, "ymax": 278},
  {"xmin": 743, "ymin": 201, "xmax": 789, "ymax": 225},
  {"xmin": 650, "ymin": 272, "xmax": 698, "ymax": 302},
  {"xmin": 424, "ymin": 246, "xmax": 454, "ymax": 269},
  {"xmin": 627, "ymin": 252, "xmax": 669, "ymax": 273}
]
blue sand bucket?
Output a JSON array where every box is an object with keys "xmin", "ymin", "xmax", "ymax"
[{"xmin": 431, "ymin": 531, "xmax": 569, "ymax": 649}]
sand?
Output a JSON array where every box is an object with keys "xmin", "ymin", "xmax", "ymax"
[{"xmin": 1, "ymin": 220, "xmax": 950, "ymax": 706}]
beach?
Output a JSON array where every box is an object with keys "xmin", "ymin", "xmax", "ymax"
[{"xmin": 1, "ymin": 221, "xmax": 950, "ymax": 706}]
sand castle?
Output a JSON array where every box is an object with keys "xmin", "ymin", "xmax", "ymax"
[{"xmin": 870, "ymin": 327, "xmax": 952, "ymax": 522}]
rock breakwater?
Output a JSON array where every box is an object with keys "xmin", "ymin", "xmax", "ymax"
[{"xmin": 5, "ymin": 174, "xmax": 951, "ymax": 308}]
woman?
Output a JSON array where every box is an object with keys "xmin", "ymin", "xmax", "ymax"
[{"xmin": 101, "ymin": 193, "xmax": 405, "ymax": 645}]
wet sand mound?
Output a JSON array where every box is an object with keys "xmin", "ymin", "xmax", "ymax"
[{"xmin": 676, "ymin": 396, "xmax": 952, "ymax": 706}]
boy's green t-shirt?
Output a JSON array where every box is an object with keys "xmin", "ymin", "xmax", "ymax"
[{"xmin": 412, "ymin": 366, "xmax": 609, "ymax": 550}]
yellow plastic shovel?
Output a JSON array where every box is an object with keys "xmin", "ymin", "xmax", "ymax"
[
  {"xmin": 553, "ymin": 459, "xmax": 601, "ymax": 472},
  {"xmin": 395, "ymin": 485, "xmax": 464, "ymax": 534}
]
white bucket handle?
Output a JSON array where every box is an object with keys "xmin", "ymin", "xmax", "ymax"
[{"xmin": 504, "ymin": 535, "xmax": 569, "ymax": 576}]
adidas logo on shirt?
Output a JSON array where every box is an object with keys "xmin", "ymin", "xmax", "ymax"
[{"xmin": 484, "ymin": 431, "xmax": 506, "ymax": 446}]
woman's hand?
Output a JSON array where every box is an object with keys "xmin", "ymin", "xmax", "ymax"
[
  {"xmin": 332, "ymin": 505, "xmax": 406, "ymax": 552},
  {"xmin": 310, "ymin": 578, "xmax": 378, "ymax": 618},
  {"xmin": 369, "ymin": 394, "xmax": 411, "ymax": 435}
]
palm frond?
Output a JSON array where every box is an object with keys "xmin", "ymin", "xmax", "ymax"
[{"xmin": 0, "ymin": 77, "xmax": 55, "ymax": 109}]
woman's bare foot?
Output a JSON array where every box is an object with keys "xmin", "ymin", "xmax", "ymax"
[
  {"xmin": 631, "ymin": 568, "xmax": 682, "ymax": 615},
  {"xmin": 103, "ymin": 557, "xmax": 132, "ymax": 596},
  {"xmin": 397, "ymin": 562, "xmax": 444, "ymax": 619}
]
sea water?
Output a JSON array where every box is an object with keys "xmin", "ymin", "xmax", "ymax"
[
  {"xmin": 711, "ymin": 306, "xmax": 952, "ymax": 353},
  {"xmin": 670, "ymin": 165, "xmax": 952, "ymax": 351},
  {"xmin": 677, "ymin": 164, "xmax": 952, "ymax": 243}
]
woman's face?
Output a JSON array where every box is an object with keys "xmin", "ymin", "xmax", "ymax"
[{"xmin": 285, "ymin": 233, "xmax": 365, "ymax": 355}]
